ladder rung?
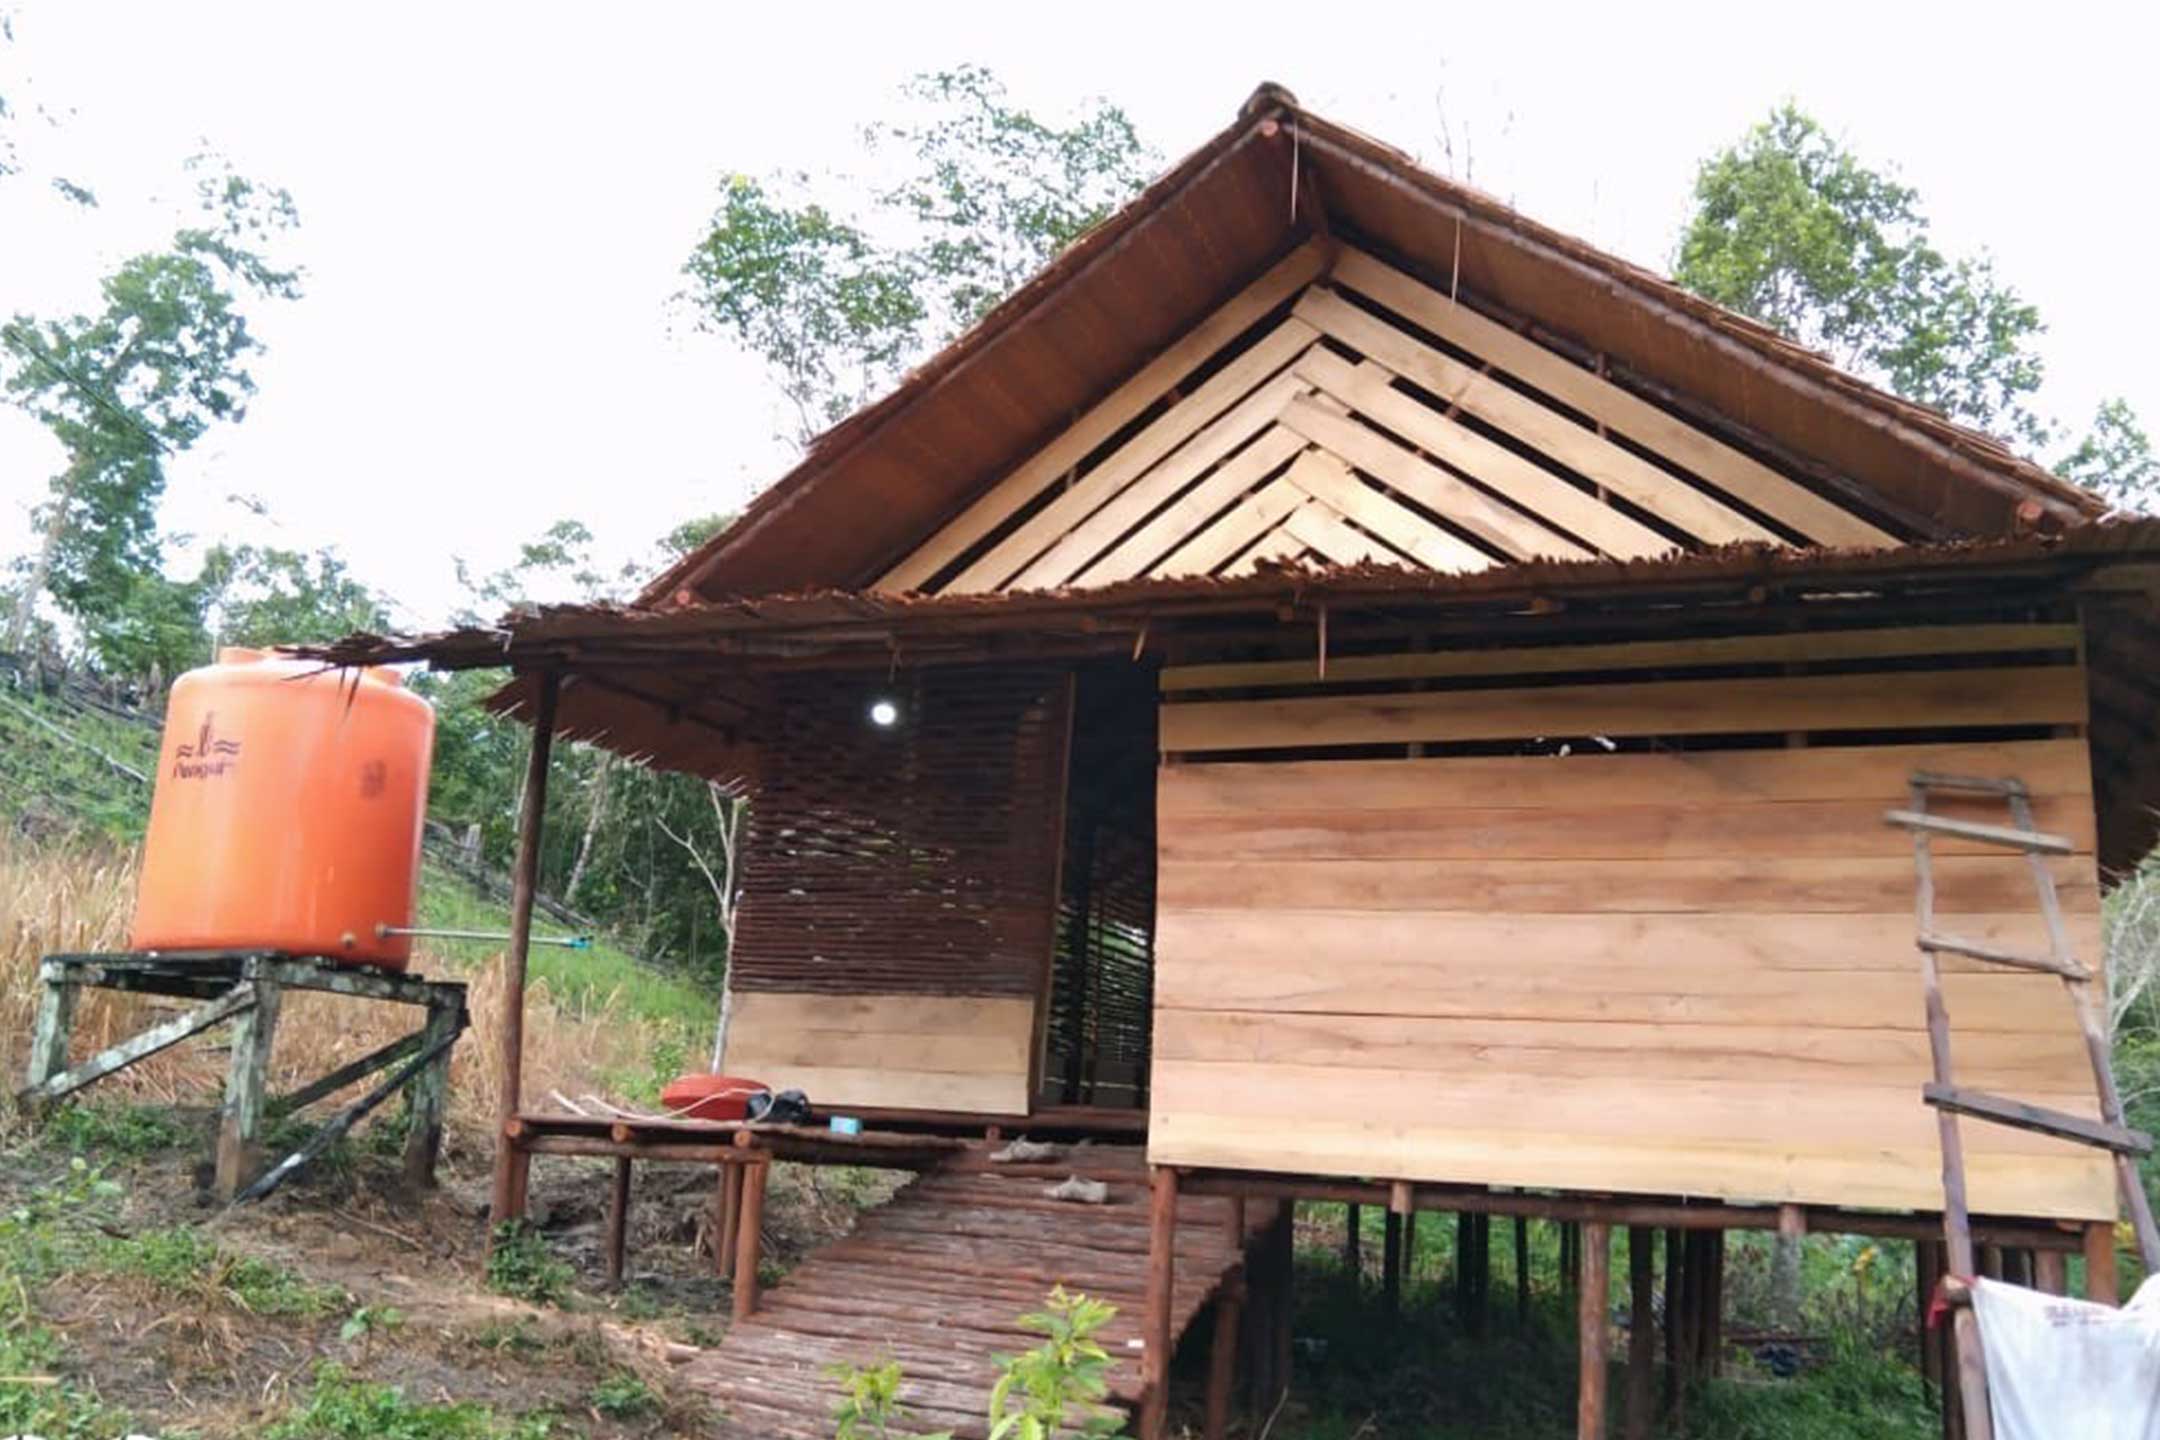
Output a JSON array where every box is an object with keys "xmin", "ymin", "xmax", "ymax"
[
  {"xmin": 1922, "ymin": 1083, "xmax": 2153, "ymax": 1155},
  {"xmin": 1882, "ymin": 809, "xmax": 2075, "ymax": 855},
  {"xmin": 1909, "ymin": 771, "xmax": 2029, "ymax": 797},
  {"xmin": 1916, "ymin": 931, "xmax": 2091, "ymax": 981}
]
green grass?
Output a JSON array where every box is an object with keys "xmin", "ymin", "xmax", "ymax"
[
  {"xmin": 40, "ymin": 1101, "xmax": 189, "ymax": 1158},
  {"xmin": 416, "ymin": 860, "xmax": 715, "ymax": 1036},
  {"xmin": 99, "ymin": 1225, "xmax": 349, "ymax": 1318},
  {"xmin": 267, "ymin": 1365, "xmax": 560, "ymax": 1439},
  {"xmin": 485, "ymin": 1221, "xmax": 575, "ymax": 1308},
  {"xmin": 587, "ymin": 1370, "xmax": 657, "ymax": 1420}
]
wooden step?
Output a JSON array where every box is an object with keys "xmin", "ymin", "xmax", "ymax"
[
  {"xmin": 1922, "ymin": 1082, "xmax": 2153, "ymax": 1155},
  {"xmin": 1917, "ymin": 931, "xmax": 2091, "ymax": 981},
  {"xmin": 1882, "ymin": 809, "xmax": 2075, "ymax": 855},
  {"xmin": 1909, "ymin": 771, "xmax": 2029, "ymax": 797}
]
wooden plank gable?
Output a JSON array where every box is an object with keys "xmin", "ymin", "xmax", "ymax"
[{"xmin": 875, "ymin": 242, "xmax": 1907, "ymax": 597}]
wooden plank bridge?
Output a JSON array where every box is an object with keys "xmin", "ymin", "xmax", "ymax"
[{"xmin": 683, "ymin": 1146, "xmax": 1251, "ymax": 1438}]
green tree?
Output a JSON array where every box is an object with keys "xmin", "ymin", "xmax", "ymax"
[
  {"xmin": 2056, "ymin": 398, "xmax": 2157, "ymax": 513},
  {"xmin": 3, "ymin": 157, "xmax": 301, "ymax": 666},
  {"xmin": 198, "ymin": 543, "xmax": 391, "ymax": 651},
  {"xmin": 681, "ymin": 66, "xmax": 1153, "ymax": 443},
  {"xmin": 1675, "ymin": 105, "xmax": 2050, "ymax": 448}
]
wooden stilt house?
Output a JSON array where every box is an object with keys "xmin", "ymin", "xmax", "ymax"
[{"xmin": 332, "ymin": 85, "xmax": 2160, "ymax": 1438}]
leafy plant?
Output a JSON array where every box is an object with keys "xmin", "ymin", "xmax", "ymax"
[
  {"xmin": 486, "ymin": 1220, "xmax": 575, "ymax": 1307},
  {"xmin": 588, "ymin": 1369, "xmax": 658, "ymax": 1419},
  {"xmin": 98, "ymin": 1225, "xmax": 347, "ymax": 1318},
  {"xmin": 339, "ymin": 1304, "xmax": 405, "ymax": 1342},
  {"xmin": 828, "ymin": 1358, "xmax": 949, "ymax": 1440},
  {"xmin": 987, "ymin": 1288, "xmax": 1125, "ymax": 1440},
  {"xmin": 40, "ymin": 1100, "xmax": 185, "ymax": 1156},
  {"xmin": 268, "ymin": 1363, "xmax": 556, "ymax": 1439}
]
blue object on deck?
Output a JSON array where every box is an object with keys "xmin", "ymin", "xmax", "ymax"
[{"xmin": 829, "ymin": 1115, "xmax": 862, "ymax": 1136}]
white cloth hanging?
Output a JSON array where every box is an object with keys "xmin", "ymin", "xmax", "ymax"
[{"xmin": 1970, "ymin": 1274, "xmax": 2160, "ymax": 1439}]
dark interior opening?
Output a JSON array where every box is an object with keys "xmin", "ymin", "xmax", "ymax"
[{"xmin": 1039, "ymin": 658, "xmax": 1160, "ymax": 1111}]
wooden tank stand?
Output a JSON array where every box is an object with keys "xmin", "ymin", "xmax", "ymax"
[{"xmin": 19, "ymin": 950, "xmax": 467, "ymax": 1201}]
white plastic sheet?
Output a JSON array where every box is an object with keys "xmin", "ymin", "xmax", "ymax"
[{"xmin": 1971, "ymin": 1273, "xmax": 2160, "ymax": 1439}]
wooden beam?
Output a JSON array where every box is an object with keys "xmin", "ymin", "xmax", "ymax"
[
  {"xmin": 1205, "ymin": 1273, "xmax": 1243, "ymax": 1440},
  {"xmin": 732, "ymin": 1154, "xmax": 769, "ymax": 1320},
  {"xmin": 1084, "ymin": 425, "xmax": 1308, "ymax": 585},
  {"xmin": 215, "ymin": 977, "xmax": 282, "ymax": 1202},
  {"xmin": 605, "ymin": 1156, "xmax": 633, "ymax": 1287},
  {"xmin": 1923, "ymin": 1082, "xmax": 2153, "ymax": 1156},
  {"xmin": 2084, "ymin": 1221, "xmax": 2119, "ymax": 1305},
  {"xmin": 21, "ymin": 983, "xmax": 253, "ymax": 1107},
  {"xmin": 875, "ymin": 238, "xmax": 1332, "ymax": 593},
  {"xmin": 1886, "ymin": 810, "xmax": 2077, "ymax": 856},
  {"xmin": 490, "ymin": 669, "xmax": 560, "ymax": 1228},
  {"xmin": 1277, "ymin": 441, "xmax": 1498, "ymax": 572},
  {"xmin": 1331, "ymin": 245, "xmax": 1898, "ymax": 548},
  {"xmin": 1624, "ymin": 1227, "xmax": 1656, "ymax": 1440}
]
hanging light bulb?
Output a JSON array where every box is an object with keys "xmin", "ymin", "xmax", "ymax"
[{"xmin": 868, "ymin": 698, "xmax": 900, "ymax": 728}]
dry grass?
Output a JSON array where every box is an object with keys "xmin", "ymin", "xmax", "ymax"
[{"xmin": 1, "ymin": 835, "xmax": 679, "ymax": 1141}]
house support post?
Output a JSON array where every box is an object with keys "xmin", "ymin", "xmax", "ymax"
[
  {"xmin": 714, "ymin": 1160, "xmax": 743, "ymax": 1279},
  {"xmin": 2084, "ymin": 1221, "xmax": 2119, "ymax": 1305},
  {"xmin": 1917, "ymin": 1239, "xmax": 1946, "ymax": 1395},
  {"xmin": 1342, "ymin": 1202, "xmax": 1360, "ymax": 1281},
  {"xmin": 604, "ymin": 1156, "xmax": 633, "ymax": 1288},
  {"xmin": 1204, "ymin": 1270, "xmax": 1244, "ymax": 1440},
  {"xmin": 2033, "ymin": 1248, "xmax": 2066, "ymax": 1296},
  {"xmin": 1141, "ymin": 1165, "xmax": 1179, "ymax": 1440},
  {"xmin": 489, "ymin": 669, "xmax": 559, "ymax": 1231},
  {"xmin": 1624, "ymin": 1226, "xmax": 1655, "ymax": 1440},
  {"xmin": 214, "ymin": 973, "xmax": 282, "ymax": 1201},
  {"xmin": 731, "ymin": 1151, "xmax": 769, "ymax": 1320},
  {"xmin": 1515, "ymin": 1216, "xmax": 1530, "ymax": 1323},
  {"xmin": 1577, "ymin": 1219, "xmax": 1610, "ymax": 1440},
  {"xmin": 1663, "ymin": 1227, "xmax": 1687, "ymax": 1421}
]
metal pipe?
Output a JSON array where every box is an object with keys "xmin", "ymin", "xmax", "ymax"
[{"xmin": 375, "ymin": 924, "xmax": 591, "ymax": 950}]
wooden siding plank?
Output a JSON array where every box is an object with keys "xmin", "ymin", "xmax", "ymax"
[
  {"xmin": 1158, "ymin": 666, "xmax": 2086, "ymax": 752},
  {"xmin": 1222, "ymin": 523, "xmax": 1310, "ymax": 578},
  {"xmin": 1009, "ymin": 371, "xmax": 1313, "ymax": 591},
  {"xmin": 1157, "ymin": 477, "xmax": 1311, "ymax": 578},
  {"xmin": 1281, "ymin": 388, "xmax": 1598, "ymax": 562},
  {"xmin": 1285, "ymin": 361, "xmax": 1599, "ymax": 561},
  {"xmin": 1294, "ymin": 287, "xmax": 1782, "ymax": 545},
  {"xmin": 1080, "ymin": 425, "xmax": 1307, "ymax": 585},
  {"xmin": 874, "ymin": 238, "xmax": 1331, "ymax": 592},
  {"xmin": 1331, "ymin": 246, "xmax": 1900, "ymax": 548},
  {"xmin": 1159, "ymin": 796, "xmax": 2096, "ymax": 863},
  {"xmin": 1292, "ymin": 348, "xmax": 1671, "ymax": 559},
  {"xmin": 1154, "ymin": 739, "xmax": 2092, "ymax": 812},
  {"xmin": 1278, "ymin": 446, "xmax": 1495, "ymax": 572},
  {"xmin": 1146, "ymin": 1113, "xmax": 2113, "ymax": 1219},
  {"xmin": 944, "ymin": 318, "xmax": 1320, "ymax": 593},
  {"xmin": 725, "ymin": 992, "xmax": 1035, "ymax": 1116},
  {"xmin": 1158, "ymin": 623, "xmax": 2081, "ymax": 692},
  {"xmin": 1155, "ymin": 854, "xmax": 2097, "ymax": 915}
]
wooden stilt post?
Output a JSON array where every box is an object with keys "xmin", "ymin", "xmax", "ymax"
[
  {"xmin": 1382, "ymin": 1210, "xmax": 1403, "ymax": 1316},
  {"xmin": 1917, "ymin": 1239, "xmax": 1946, "ymax": 1393},
  {"xmin": 1515, "ymin": 1215, "xmax": 1531, "ymax": 1323},
  {"xmin": 1205, "ymin": 1272, "xmax": 1244, "ymax": 1440},
  {"xmin": 1578, "ymin": 1220, "xmax": 1610, "ymax": 1440},
  {"xmin": 731, "ymin": 1154, "xmax": 769, "ymax": 1321},
  {"xmin": 1703, "ymin": 1230, "xmax": 1725, "ymax": 1380},
  {"xmin": 400, "ymin": 992, "xmax": 461, "ymax": 1189},
  {"xmin": 1454, "ymin": 1212, "xmax": 1470, "ymax": 1320},
  {"xmin": 1141, "ymin": 1165, "xmax": 1179, "ymax": 1440},
  {"xmin": 1269, "ymin": 1205, "xmax": 1294, "ymax": 1413},
  {"xmin": 715, "ymin": 1160, "xmax": 742, "ymax": 1279},
  {"xmin": 214, "ymin": 972, "xmax": 282, "ymax": 1201},
  {"xmin": 1344, "ymin": 1202, "xmax": 1361, "ymax": 1281},
  {"xmin": 2033, "ymin": 1248, "xmax": 2066, "ymax": 1296},
  {"xmin": 605, "ymin": 1156, "xmax": 632, "ymax": 1288},
  {"xmin": 489, "ymin": 669, "xmax": 559, "ymax": 1231},
  {"xmin": 1472, "ymin": 1213, "xmax": 1491, "ymax": 1334},
  {"xmin": 2084, "ymin": 1221, "xmax": 2119, "ymax": 1305},
  {"xmin": 25, "ymin": 961, "xmax": 79, "ymax": 1094},
  {"xmin": 1624, "ymin": 1227, "xmax": 1655, "ymax": 1440},
  {"xmin": 1402, "ymin": 1208, "xmax": 1418, "ymax": 1290}
]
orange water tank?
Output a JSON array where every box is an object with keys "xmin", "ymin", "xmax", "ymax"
[{"xmin": 132, "ymin": 648, "xmax": 435, "ymax": 968}]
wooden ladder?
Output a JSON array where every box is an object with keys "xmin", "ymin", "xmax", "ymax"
[{"xmin": 1889, "ymin": 770, "xmax": 2160, "ymax": 1438}]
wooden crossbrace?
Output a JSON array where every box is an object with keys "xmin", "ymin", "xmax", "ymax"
[{"xmin": 1897, "ymin": 769, "xmax": 2160, "ymax": 1440}]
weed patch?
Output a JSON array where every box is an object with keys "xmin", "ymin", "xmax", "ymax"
[
  {"xmin": 40, "ymin": 1100, "xmax": 188, "ymax": 1157},
  {"xmin": 99, "ymin": 1225, "xmax": 349, "ymax": 1318},
  {"xmin": 486, "ymin": 1221, "xmax": 575, "ymax": 1307},
  {"xmin": 588, "ymin": 1369, "xmax": 658, "ymax": 1419},
  {"xmin": 267, "ymin": 1364, "xmax": 558, "ymax": 1439}
]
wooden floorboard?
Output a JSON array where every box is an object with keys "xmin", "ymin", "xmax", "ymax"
[{"xmin": 685, "ymin": 1145, "xmax": 1248, "ymax": 1438}]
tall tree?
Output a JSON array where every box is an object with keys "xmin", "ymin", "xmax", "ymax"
[
  {"xmin": 3, "ymin": 158, "xmax": 301, "ymax": 663},
  {"xmin": 680, "ymin": 66, "xmax": 1154, "ymax": 444},
  {"xmin": 2056, "ymin": 398, "xmax": 2157, "ymax": 513},
  {"xmin": 1675, "ymin": 105, "xmax": 2050, "ymax": 449}
]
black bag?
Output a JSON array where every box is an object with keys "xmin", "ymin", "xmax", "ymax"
[{"xmin": 746, "ymin": 1088, "xmax": 812, "ymax": 1126}]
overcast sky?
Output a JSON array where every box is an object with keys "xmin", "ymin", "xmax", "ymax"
[{"xmin": 4, "ymin": 2, "xmax": 2155, "ymax": 631}]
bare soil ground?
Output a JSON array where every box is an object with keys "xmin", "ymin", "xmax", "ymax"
[{"xmin": 2, "ymin": 1103, "xmax": 903, "ymax": 1438}]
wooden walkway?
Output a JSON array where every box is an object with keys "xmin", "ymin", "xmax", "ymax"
[{"xmin": 684, "ymin": 1147, "xmax": 1247, "ymax": 1438}]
